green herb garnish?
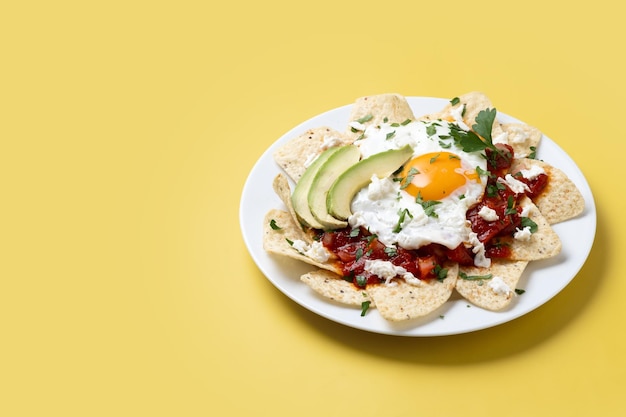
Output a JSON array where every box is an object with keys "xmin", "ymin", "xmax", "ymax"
[
  {"xmin": 361, "ymin": 300, "xmax": 371, "ymax": 316},
  {"xmin": 393, "ymin": 208, "xmax": 413, "ymax": 233},
  {"xmin": 520, "ymin": 217, "xmax": 538, "ymax": 233},
  {"xmin": 415, "ymin": 193, "xmax": 441, "ymax": 218},
  {"xmin": 356, "ymin": 114, "xmax": 373, "ymax": 124},
  {"xmin": 459, "ymin": 272, "xmax": 493, "ymax": 281},
  {"xmin": 269, "ymin": 219, "xmax": 281, "ymax": 230}
]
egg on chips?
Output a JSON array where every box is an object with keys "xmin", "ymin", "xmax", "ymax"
[{"xmin": 263, "ymin": 92, "xmax": 585, "ymax": 322}]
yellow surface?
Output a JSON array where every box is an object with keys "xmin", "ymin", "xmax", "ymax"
[{"xmin": 1, "ymin": 1, "xmax": 623, "ymax": 416}]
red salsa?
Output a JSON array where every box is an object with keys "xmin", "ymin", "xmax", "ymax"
[{"xmin": 317, "ymin": 144, "xmax": 548, "ymax": 288}]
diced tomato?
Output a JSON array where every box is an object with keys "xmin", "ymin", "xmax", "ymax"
[{"xmin": 416, "ymin": 256, "xmax": 437, "ymax": 280}]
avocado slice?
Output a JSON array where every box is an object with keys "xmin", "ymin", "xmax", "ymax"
[
  {"xmin": 327, "ymin": 145, "xmax": 414, "ymax": 220},
  {"xmin": 308, "ymin": 145, "xmax": 361, "ymax": 229},
  {"xmin": 291, "ymin": 146, "xmax": 343, "ymax": 229}
]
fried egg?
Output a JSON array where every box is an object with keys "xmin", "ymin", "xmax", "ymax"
[{"xmin": 349, "ymin": 119, "xmax": 488, "ymax": 251}]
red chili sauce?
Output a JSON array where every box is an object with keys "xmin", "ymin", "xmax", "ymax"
[{"xmin": 317, "ymin": 144, "xmax": 548, "ymax": 288}]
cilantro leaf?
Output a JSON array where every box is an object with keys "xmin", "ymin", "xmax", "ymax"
[
  {"xmin": 459, "ymin": 272, "xmax": 493, "ymax": 281},
  {"xmin": 269, "ymin": 219, "xmax": 281, "ymax": 230},
  {"xmin": 393, "ymin": 208, "xmax": 413, "ymax": 233},
  {"xmin": 520, "ymin": 217, "xmax": 538, "ymax": 233},
  {"xmin": 360, "ymin": 300, "xmax": 371, "ymax": 316},
  {"xmin": 472, "ymin": 108, "xmax": 497, "ymax": 143},
  {"xmin": 356, "ymin": 114, "xmax": 373, "ymax": 124}
]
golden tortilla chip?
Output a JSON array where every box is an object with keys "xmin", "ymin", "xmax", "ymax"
[
  {"xmin": 422, "ymin": 91, "xmax": 493, "ymax": 125},
  {"xmin": 500, "ymin": 123, "xmax": 543, "ymax": 159},
  {"xmin": 503, "ymin": 196, "xmax": 562, "ymax": 261},
  {"xmin": 365, "ymin": 263, "xmax": 458, "ymax": 321},
  {"xmin": 300, "ymin": 270, "xmax": 373, "ymax": 307},
  {"xmin": 263, "ymin": 209, "xmax": 341, "ymax": 274},
  {"xmin": 511, "ymin": 158, "xmax": 585, "ymax": 224},
  {"xmin": 346, "ymin": 93, "xmax": 415, "ymax": 140},
  {"xmin": 272, "ymin": 173, "xmax": 303, "ymax": 232},
  {"xmin": 456, "ymin": 260, "xmax": 528, "ymax": 311},
  {"xmin": 273, "ymin": 127, "xmax": 350, "ymax": 182}
]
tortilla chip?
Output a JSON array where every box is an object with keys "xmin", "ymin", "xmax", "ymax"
[
  {"xmin": 263, "ymin": 209, "xmax": 341, "ymax": 274},
  {"xmin": 422, "ymin": 91, "xmax": 493, "ymax": 125},
  {"xmin": 346, "ymin": 93, "xmax": 415, "ymax": 140},
  {"xmin": 504, "ymin": 196, "xmax": 562, "ymax": 261},
  {"xmin": 273, "ymin": 126, "xmax": 350, "ymax": 182},
  {"xmin": 511, "ymin": 158, "xmax": 585, "ymax": 224},
  {"xmin": 500, "ymin": 123, "xmax": 543, "ymax": 159},
  {"xmin": 456, "ymin": 260, "xmax": 528, "ymax": 311},
  {"xmin": 365, "ymin": 263, "xmax": 458, "ymax": 321},
  {"xmin": 272, "ymin": 173, "xmax": 304, "ymax": 232},
  {"xmin": 300, "ymin": 270, "xmax": 373, "ymax": 307}
]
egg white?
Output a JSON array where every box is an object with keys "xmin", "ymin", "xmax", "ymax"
[{"xmin": 349, "ymin": 120, "xmax": 488, "ymax": 251}]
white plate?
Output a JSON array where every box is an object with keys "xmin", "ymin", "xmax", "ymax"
[{"xmin": 239, "ymin": 97, "xmax": 596, "ymax": 336}]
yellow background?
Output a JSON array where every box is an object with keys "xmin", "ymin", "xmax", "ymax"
[{"xmin": 1, "ymin": 1, "xmax": 623, "ymax": 416}]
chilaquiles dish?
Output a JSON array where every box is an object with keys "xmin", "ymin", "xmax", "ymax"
[{"xmin": 263, "ymin": 93, "xmax": 584, "ymax": 321}]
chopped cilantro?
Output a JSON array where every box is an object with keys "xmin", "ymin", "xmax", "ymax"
[
  {"xmin": 416, "ymin": 193, "xmax": 441, "ymax": 218},
  {"xmin": 356, "ymin": 114, "xmax": 373, "ymax": 124},
  {"xmin": 515, "ymin": 289, "xmax": 526, "ymax": 295},
  {"xmin": 520, "ymin": 217, "xmax": 538, "ymax": 233},
  {"xmin": 400, "ymin": 167, "xmax": 420, "ymax": 189},
  {"xmin": 505, "ymin": 195, "xmax": 517, "ymax": 216},
  {"xmin": 434, "ymin": 264, "xmax": 448, "ymax": 282},
  {"xmin": 360, "ymin": 300, "xmax": 371, "ymax": 316},
  {"xmin": 393, "ymin": 208, "xmax": 413, "ymax": 233},
  {"xmin": 356, "ymin": 275, "xmax": 367, "ymax": 287},
  {"xmin": 459, "ymin": 272, "xmax": 493, "ymax": 281},
  {"xmin": 384, "ymin": 246, "xmax": 397, "ymax": 257},
  {"xmin": 269, "ymin": 219, "xmax": 281, "ymax": 230},
  {"xmin": 426, "ymin": 124, "xmax": 437, "ymax": 136},
  {"xmin": 386, "ymin": 130, "xmax": 396, "ymax": 140},
  {"xmin": 450, "ymin": 97, "xmax": 460, "ymax": 106},
  {"xmin": 401, "ymin": 119, "xmax": 412, "ymax": 126}
]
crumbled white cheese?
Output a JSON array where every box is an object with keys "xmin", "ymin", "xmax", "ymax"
[
  {"xmin": 348, "ymin": 121, "xmax": 367, "ymax": 131},
  {"xmin": 364, "ymin": 259, "xmax": 420, "ymax": 286},
  {"xmin": 321, "ymin": 135, "xmax": 342, "ymax": 150},
  {"xmin": 291, "ymin": 240, "xmax": 330, "ymax": 263},
  {"xmin": 291, "ymin": 239, "xmax": 308, "ymax": 253},
  {"xmin": 514, "ymin": 226, "xmax": 532, "ymax": 241},
  {"xmin": 468, "ymin": 232, "xmax": 490, "ymax": 268},
  {"xmin": 488, "ymin": 276, "xmax": 512, "ymax": 296},
  {"xmin": 498, "ymin": 174, "xmax": 530, "ymax": 194},
  {"xmin": 478, "ymin": 205, "xmax": 499, "ymax": 222},
  {"xmin": 519, "ymin": 165, "xmax": 545, "ymax": 180}
]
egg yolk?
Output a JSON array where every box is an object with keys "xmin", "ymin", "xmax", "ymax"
[{"xmin": 397, "ymin": 152, "xmax": 480, "ymax": 201}]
